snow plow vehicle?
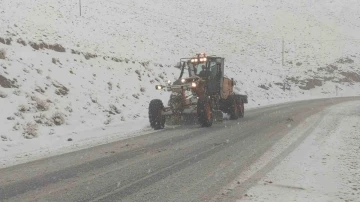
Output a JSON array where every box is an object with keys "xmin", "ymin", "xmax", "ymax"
[{"xmin": 148, "ymin": 53, "xmax": 248, "ymax": 130}]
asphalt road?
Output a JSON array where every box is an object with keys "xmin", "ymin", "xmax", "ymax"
[{"xmin": 0, "ymin": 97, "xmax": 358, "ymax": 202}]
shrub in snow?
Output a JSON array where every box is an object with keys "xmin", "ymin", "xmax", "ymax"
[
  {"xmin": 84, "ymin": 52, "xmax": 97, "ymax": 60},
  {"xmin": 337, "ymin": 57, "xmax": 354, "ymax": 64},
  {"xmin": 29, "ymin": 42, "xmax": 40, "ymax": 50},
  {"xmin": 52, "ymin": 58, "xmax": 57, "ymax": 64},
  {"xmin": 65, "ymin": 106, "xmax": 73, "ymax": 113},
  {"xmin": 140, "ymin": 87, "xmax": 146, "ymax": 92},
  {"xmin": 0, "ymin": 90, "xmax": 7, "ymax": 98},
  {"xmin": 90, "ymin": 96, "xmax": 97, "ymax": 103},
  {"xmin": 53, "ymin": 82, "xmax": 69, "ymax": 96},
  {"xmin": 259, "ymin": 84, "xmax": 270, "ymax": 90},
  {"xmin": 17, "ymin": 38, "xmax": 27, "ymax": 46},
  {"xmin": 13, "ymin": 89, "xmax": 21, "ymax": 96},
  {"xmin": 51, "ymin": 44, "xmax": 65, "ymax": 52},
  {"xmin": 13, "ymin": 122, "xmax": 20, "ymax": 131},
  {"xmin": 109, "ymin": 104, "xmax": 121, "ymax": 114},
  {"xmin": 104, "ymin": 118, "xmax": 112, "ymax": 125},
  {"xmin": 34, "ymin": 113, "xmax": 53, "ymax": 126},
  {"xmin": 34, "ymin": 97, "xmax": 49, "ymax": 111},
  {"xmin": 35, "ymin": 86, "xmax": 45, "ymax": 94},
  {"xmin": 141, "ymin": 61, "xmax": 150, "ymax": 68},
  {"xmin": 108, "ymin": 82, "xmax": 113, "ymax": 90},
  {"xmin": 14, "ymin": 112, "xmax": 24, "ymax": 119},
  {"xmin": 34, "ymin": 113, "xmax": 45, "ymax": 123},
  {"xmin": 1, "ymin": 135, "xmax": 7, "ymax": 141},
  {"xmin": 23, "ymin": 122, "xmax": 38, "ymax": 139},
  {"xmin": 71, "ymin": 49, "xmax": 81, "ymax": 55},
  {"xmin": 0, "ymin": 38, "xmax": 9, "ymax": 44},
  {"xmin": 18, "ymin": 104, "xmax": 30, "ymax": 112},
  {"xmin": 51, "ymin": 112, "xmax": 65, "ymax": 126},
  {"xmin": 135, "ymin": 70, "xmax": 141, "ymax": 80},
  {"xmin": 0, "ymin": 49, "xmax": 6, "ymax": 59},
  {"xmin": 132, "ymin": 94, "xmax": 139, "ymax": 99}
]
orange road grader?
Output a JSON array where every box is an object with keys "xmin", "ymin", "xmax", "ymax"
[{"xmin": 148, "ymin": 53, "xmax": 248, "ymax": 129}]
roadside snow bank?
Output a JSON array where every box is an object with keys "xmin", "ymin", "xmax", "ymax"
[{"xmin": 237, "ymin": 101, "xmax": 360, "ymax": 202}]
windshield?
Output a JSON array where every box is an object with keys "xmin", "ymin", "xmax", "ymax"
[
  {"xmin": 188, "ymin": 61, "xmax": 219, "ymax": 79},
  {"xmin": 188, "ymin": 62, "xmax": 206, "ymax": 77}
]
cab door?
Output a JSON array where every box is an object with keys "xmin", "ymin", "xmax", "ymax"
[{"xmin": 206, "ymin": 58, "xmax": 224, "ymax": 95}]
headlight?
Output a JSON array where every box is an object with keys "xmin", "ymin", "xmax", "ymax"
[
  {"xmin": 167, "ymin": 80, "xmax": 171, "ymax": 84},
  {"xmin": 181, "ymin": 78, "xmax": 186, "ymax": 83},
  {"xmin": 191, "ymin": 82, "xmax": 197, "ymax": 88},
  {"xmin": 155, "ymin": 85, "xmax": 163, "ymax": 90}
]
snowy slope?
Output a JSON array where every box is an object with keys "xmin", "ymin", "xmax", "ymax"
[{"xmin": 1, "ymin": 0, "xmax": 360, "ymax": 166}]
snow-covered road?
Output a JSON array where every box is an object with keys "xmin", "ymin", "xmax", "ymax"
[
  {"xmin": 220, "ymin": 100, "xmax": 360, "ymax": 202},
  {"xmin": 0, "ymin": 97, "xmax": 358, "ymax": 202}
]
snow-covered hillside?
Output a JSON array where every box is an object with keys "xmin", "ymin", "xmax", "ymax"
[{"xmin": 1, "ymin": 0, "xmax": 360, "ymax": 166}]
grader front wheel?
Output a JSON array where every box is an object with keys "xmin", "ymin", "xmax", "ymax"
[
  {"xmin": 197, "ymin": 97, "xmax": 213, "ymax": 127},
  {"xmin": 149, "ymin": 99, "xmax": 165, "ymax": 130}
]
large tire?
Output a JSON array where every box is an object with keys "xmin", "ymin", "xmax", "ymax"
[
  {"xmin": 197, "ymin": 97, "xmax": 213, "ymax": 127},
  {"xmin": 229, "ymin": 95, "xmax": 239, "ymax": 120},
  {"xmin": 149, "ymin": 99, "xmax": 165, "ymax": 130},
  {"xmin": 236, "ymin": 95, "xmax": 245, "ymax": 118}
]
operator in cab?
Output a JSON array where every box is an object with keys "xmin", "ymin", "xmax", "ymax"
[{"xmin": 198, "ymin": 65, "xmax": 207, "ymax": 78}]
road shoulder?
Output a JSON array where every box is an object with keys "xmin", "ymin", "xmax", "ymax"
[{"xmin": 233, "ymin": 101, "xmax": 360, "ymax": 201}]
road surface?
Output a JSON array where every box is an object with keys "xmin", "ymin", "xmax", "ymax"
[{"xmin": 0, "ymin": 97, "xmax": 358, "ymax": 202}]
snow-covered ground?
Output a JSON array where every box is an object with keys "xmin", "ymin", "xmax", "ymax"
[
  {"xmin": 1, "ymin": 0, "xmax": 360, "ymax": 167},
  {"xmin": 221, "ymin": 101, "xmax": 360, "ymax": 202}
]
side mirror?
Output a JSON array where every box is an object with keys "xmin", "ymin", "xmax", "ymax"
[{"xmin": 174, "ymin": 62, "xmax": 181, "ymax": 69}]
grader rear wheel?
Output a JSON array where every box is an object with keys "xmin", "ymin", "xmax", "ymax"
[
  {"xmin": 238, "ymin": 98, "xmax": 245, "ymax": 118},
  {"xmin": 229, "ymin": 95, "xmax": 239, "ymax": 120}
]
